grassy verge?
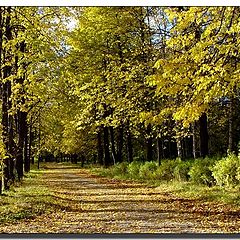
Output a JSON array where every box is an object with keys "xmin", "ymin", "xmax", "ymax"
[
  {"xmin": 0, "ymin": 165, "xmax": 54, "ymax": 224},
  {"xmin": 90, "ymin": 158, "xmax": 240, "ymax": 206},
  {"xmin": 152, "ymin": 181, "xmax": 240, "ymax": 205}
]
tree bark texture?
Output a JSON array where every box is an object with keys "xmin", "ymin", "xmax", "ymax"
[
  {"xmin": 126, "ymin": 122, "xmax": 133, "ymax": 162},
  {"xmin": 24, "ymin": 124, "xmax": 30, "ymax": 173},
  {"xmin": 157, "ymin": 137, "xmax": 163, "ymax": 165},
  {"xmin": 97, "ymin": 129, "xmax": 103, "ymax": 165},
  {"xmin": 228, "ymin": 98, "xmax": 234, "ymax": 153},
  {"xmin": 116, "ymin": 125, "xmax": 123, "ymax": 163},
  {"xmin": 146, "ymin": 124, "xmax": 153, "ymax": 161},
  {"xmin": 103, "ymin": 126, "xmax": 111, "ymax": 167},
  {"xmin": 192, "ymin": 122, "xmax": 196, "ymax": 158},
  {"xmin": 109, "ymin": 126, "xmax": 117, "ymax": 164},
  {"xmin": 199, "ymin": 112, "xmax": 209, "ymax": 157}
]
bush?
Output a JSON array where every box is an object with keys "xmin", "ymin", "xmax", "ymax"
[
  {"xmin": 139, "ymin": 161, "xmax": 158, "ymax": 179},
  {"xmin": 112, "ymin": 162, "xmax": 128, "ymax": 176},
  {"xmin": 127, "ymin": 161, "xmax": 142, "ymax": 179},
  {"xmin": 173, "ymin": 159, "xmax": 192, "ymax": 181},
  {"xmin": 188, "ymin": 158, "xmax": 216, "ymax": 186},
  {"xmin": 154, "ymin": 159, "xmax": 178, "ymax": 181},
  {"xmin": 212, "ymin": 153, "xmax": 240, "ymax": 187}
]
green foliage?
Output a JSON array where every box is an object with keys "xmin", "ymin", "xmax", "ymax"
[
  {"xmin": 236, "ymin": 166, "xmax": 240, "ymax": 183},
  {"xmin": 153, "ymin": 7, "xmax": 240, "ymax": 128},
  {"xmin": 0, "ymin": 168, "xmax": 52, "ymax": 224},
  {"xmin": 188, "ymin": 158, "xmax": 216, "ymax": 186},
  {"xmin": 133, "ymin": 151, "xmax": 145, "ymax": 162},
  {"xmin": 127, "ymin": 161, "xmax": 142, "ymax": 179},
  {"xmin": 154, "ymin": 159, "xmax": 178, "ymax": 181},
  {"xmin": 139, "ymin": 161, "xmax": 158, "ymax": 180},
  {"xmin": 173, "ymin": 159, "xmax": 192, "ymax": 181},
  {"xmin": 212, "ymin": 153, "xmax": 240, "ymax": 187},
  {"xmin": 111, "ymin": 162, "xmax": 129, "ymax": 176}
]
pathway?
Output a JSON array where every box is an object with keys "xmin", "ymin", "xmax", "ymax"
[{"xmin": 0, "ymin": 163, "xmax": 240, "ymax": 233}]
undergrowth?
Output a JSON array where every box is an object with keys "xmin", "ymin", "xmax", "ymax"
[
  {"xmin": 0, "ymin": 166, "xmax": 58, "ymax": 224},
  {"xmin": 91, "ymin": 154, "xmax": 240, "ymax": 205}
]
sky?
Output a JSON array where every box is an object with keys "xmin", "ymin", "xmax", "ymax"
[{"xmin": 1, "ymin": 0, "xmax": 239, "ymax": 6}]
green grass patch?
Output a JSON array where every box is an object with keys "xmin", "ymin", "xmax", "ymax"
[
  {"xmin": 0, "ymin": 166, "xmax": 56, "ymax": 224},
  {"xmin": 90, "ymin": 157, "xmax": 240, "ymax": 206}
]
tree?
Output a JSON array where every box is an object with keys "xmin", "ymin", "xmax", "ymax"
[{"xmin": 152, "ymin": 7, "xmax": 240, "ymax": 157}]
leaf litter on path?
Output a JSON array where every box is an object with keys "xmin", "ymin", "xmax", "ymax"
[{"xmin": 0, "ymin": 162, "xmax": 240, "ymax": 233}]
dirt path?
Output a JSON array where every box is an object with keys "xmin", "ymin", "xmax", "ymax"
[{"xmin": 1, "ymin": 163, "xmax": 240, "ymax": 233}]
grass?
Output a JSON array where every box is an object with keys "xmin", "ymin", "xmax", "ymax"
[
  {"xmin": 90, "ymin": 160, "xmax": 240, "ymax": 206},
  {"xmin": 0, "ymin": 165, "xmax": 56, "ymax": 224},
  {"xmin": 153, "ymin": 180, "xmax": 240, "ymax": 205},
  {"xmin": 1, "ymin": 160, "xmax": 240, "ymax": 226}
]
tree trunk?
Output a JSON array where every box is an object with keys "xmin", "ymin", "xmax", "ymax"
[
  {"xmin": 146, "ymin": 124, "xmax": 153, "ymax": 161},
  {"xmin": 126, "ymin": 121, "xmax": 133, "ymax": 162},
  {"xmin": 192, "ymin": 122, "xmax": 196, "ymax": 158},
  {"xmin": 157, "ymin": 137, "xmax": 162, "ymax": 165},
  {"xmin": 16, "ymin": 111, "xmax": 27, "ymax": 180},
  {"xmin": 29, "ymin": 123, "xmax": 34, "ymax": 165},
  {"xmin": 176, "ymin": 138, "xmax": 183, "ymax": 159},
  {"xmin": 109, "ymin": 126, "xmax": 117, "ymax": 164},
  {"xmin": 13, "ymin": 35, "xmax": 27, "ymax": 179},
  {"xmin": 103, "ymin": 126, "xmax": 111, "ymax": 167},
  {"xmin": 24, "ymin": 124, "xmax": 30, "ymax": 173},
  {"xmin": 116, "ymin": 125, "xmax": 123, "ymax": 163},
  {"xmin": 8, "ymin": 115, "xmax": 15, "ymax": 181},
  {"xmin": 97, "ymin": 129, "xmax": 103, "ymax": 165},
  {"xmin": 228, "ymin": 97, "xmax": 234, "ymax": 153},
  {"xmin": 2, "ymin": 79, "xmax": 10, "ymax": 189},
  {"xmin": 1, "ymin": 7, "xmax": 12, "ymax": 189},
  {"xmin": 81, "ymin": 155, "xmax": 85, "ymax": 167},
  {"xmin": 0, "ymin": 7, "xmax": 2, "ymax": 194},
  {"xmin": 199, "ymin": 112, "xmax": 209, "ymax": 158}
]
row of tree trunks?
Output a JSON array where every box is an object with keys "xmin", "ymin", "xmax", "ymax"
[
  {"xmin": 96, "ymin": 112, "xmax": 211, "ymax": 167},
  {"xmin": 0, "ymin": 7, "xmax": 34, "ymax": 193},
  {"xmin": 98, "ymin": 103, "xmax": 235, "ymax": 165},
  {"xmin": 1, "ymin": 7, "xmax": 13, "ymax": 190},
  {"xmin": 97, "ymin": 122, "xmax": 132, "ymax": 165}
]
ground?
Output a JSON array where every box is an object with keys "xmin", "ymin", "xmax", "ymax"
[{"xmin": 0, "ymin": 162, "xmax": 240, "ymax": 233}]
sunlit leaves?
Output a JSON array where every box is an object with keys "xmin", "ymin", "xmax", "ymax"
[{"xmin": 152, "ymin": 7, "xmax": 240, "ymax": 128}]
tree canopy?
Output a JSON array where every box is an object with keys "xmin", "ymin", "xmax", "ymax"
[{"xmin": 1, "ymin": 6, "xmax": 240, "ymax": 192}]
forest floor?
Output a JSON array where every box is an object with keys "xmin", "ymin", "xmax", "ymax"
[{"xmin": 0, "ymin": 162, "xmax": 240, "ymax": 234}]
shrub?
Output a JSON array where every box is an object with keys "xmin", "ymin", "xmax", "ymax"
[
  {"xmin": 188, "ymin": 157, "xmax": 216, "ymax": 186},
  {"xmin": 212, "ymin": 153, "xmax": 240, "ymax": 187},
  {"xmin": 112, "ymin": 162, "xmax": 128, "ymax": 176},
  {"xmin": 139, "ymin": 161, "xmax": 158, "ymax": 179},
  {"xmin": 236, "ymin": 165, "xmax": 240, "ymax": 183},
  {"xmin": 127, "ymin": 161, "xmax": 142, "ymax": 179},
  {"xmin": 173, "ymin": 159, "xmax": 192, "ymax": 181},
  {"xmin": 154, "ymin": 159, "xmax": 178, "ymax": 181}
]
